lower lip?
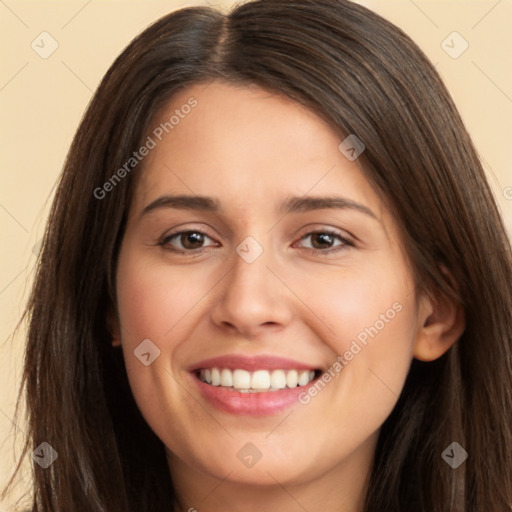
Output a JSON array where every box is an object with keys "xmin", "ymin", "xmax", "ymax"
[{"xmin": 192, "ymin": 374, "xmax": 317, "ymax": 416}]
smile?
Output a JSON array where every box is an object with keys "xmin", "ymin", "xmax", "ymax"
[
  {"xmin": 197, "ymin": 367, "xmax": 318, "ymax": 392},
  {"xmin": 189, "ymin": 354, "xmax": 324, "ymax": 415}
]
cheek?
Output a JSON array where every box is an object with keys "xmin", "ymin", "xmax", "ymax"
[
  {"xmin": 291, "ymin": 261, "xmax": 418, "ymax": 422},
  {"xmin": 290, "ymin": 260, "xmax": 415, "ymax": 354},
  {"xmin": 114, "ymin": 252, "xmax": 205, "ymax": 413},
  {"xmin": 115, "ymin": 252, "xmax": 214, "ymax": 343}
]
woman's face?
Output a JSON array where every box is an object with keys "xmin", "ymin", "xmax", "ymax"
[{"xmin": 114, "ymin": 81, "xmax": 430, "ymax": 495}]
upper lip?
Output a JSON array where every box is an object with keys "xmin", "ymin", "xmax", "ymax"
[{"xmin": 188, "ymin": 354, "xmax": 320, "ymax": 372}]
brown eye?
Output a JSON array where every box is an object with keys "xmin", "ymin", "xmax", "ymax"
[
  {"xmin": 297, "ymin": 231, "xmax": 352, "ymax": 252},
  {"xmin": 160, "ymin": 230, "xmax": 217, "ymax": 251},
  {"xmin": 310, "ymin": 232, "xmax": 336, "ymax": 249},
  {"xmin": 181, "ymin": 232, "xmax": 205, "ymax": 249}
]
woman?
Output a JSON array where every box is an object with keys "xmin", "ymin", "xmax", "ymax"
[{"xmin": 3, "ymin": 0, "xmax": 511, "ymax": 510}]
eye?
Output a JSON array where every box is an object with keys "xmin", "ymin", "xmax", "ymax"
[
  {"xmin": 296, "ymin": 230, "xmax": 353, "ymax": 252},
  {"xmin": 159, "ymin": 230, "xmax": 218, "ymax": 251}
]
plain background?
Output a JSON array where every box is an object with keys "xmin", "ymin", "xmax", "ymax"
[{"xmin": 1, "ymin": 0, "xmax": 511, "ymax": 509}]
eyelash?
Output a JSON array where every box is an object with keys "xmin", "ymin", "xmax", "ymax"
[
  {"xmin": 158, "ymin": 229, "xmax": 354, "ymax": 255},
  {"xmin": 294, "ymin": 230, "xmax": 354, "ymax": 253}
]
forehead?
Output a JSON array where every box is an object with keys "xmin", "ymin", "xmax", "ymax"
[{"xmin": 131, "ymin": 81, "xmax": 379, "ymax": 218}]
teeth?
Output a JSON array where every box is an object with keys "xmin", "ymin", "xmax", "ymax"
[
  {"xmin": 233, "ymin": 369, "xmax": 251, "ymax": 389},
  {"xmin": 298, "ymin": 370, "xmax": 312, "ymax": 386},
  {"xmin": 198, "ymin": 367, "xmax": 317, "ymax": 391},
  {"xmin": 220, "ymin": 368, "xmax": 233, "ymax": 387},
  {"xmin": 211, "ymin": 368, "xmax": 221, "ymax": 386},
  {"xmin": 286, "ymin": 369, "xmax": 298, "ymax": 388},
  {"xmin": 270, "ymin": 369, "xmax": 287, "ymax": 389},
  {"xmin": 251, "ymin": 370, "xmax": 270, "ymax": 390}
]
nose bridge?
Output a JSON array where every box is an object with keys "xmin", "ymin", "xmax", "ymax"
[
  {"xmin": 230, "ymin": 248, "xmax": 270, "ymax": 294},
  {"xmin": 211, "ymin": 237, "xmax": 293, "ymax": 334},
  {"xmin": 226, "ymin": 241, "xmax": 276, "ymax": 307}
]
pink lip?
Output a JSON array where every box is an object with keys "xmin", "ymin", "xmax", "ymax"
[
  {"xmin": 188, "ymin": 354, "xmax": 318, "ymax": 372},
  {"xmin": 192, "ymin": 378, "xmax": 315, "ymax": 416},
  {"xmin": 188, "ymin": 354, "xmax": 321, "ymax": 416}
]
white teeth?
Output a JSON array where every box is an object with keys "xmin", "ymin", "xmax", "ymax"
[
  {"xmin": 233, "ymin": 369, "xmax": 251, "ymax": 389},
  {"xmin": 251, "ymin": 370, "xmax": 271, "ymax": 390},
  {"xmin": 286, "ymin": 369, "xmax": 298, "ymax": 388},
  {"xmin": 198, "ymin": 367, "xmax": 317, "ymax": 391},
  {"xmin": 270, "ymin": 369, "xmax": 287, "ymax": 389},
  {"xmin": 211, "ymin": 368, "xmax": 221, "ymax": 386},
  {"xmin": 298, "ymin": 370, "xmax": 311, "ymax": 386},
  {"xmin": 220, "ymin": 368, "xmax": 233, "ymax": 387}
]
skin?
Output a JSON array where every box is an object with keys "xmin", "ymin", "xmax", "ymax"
[{"xmin": 112, "ymin": 81, "xmax": 465, "ymax": 512}]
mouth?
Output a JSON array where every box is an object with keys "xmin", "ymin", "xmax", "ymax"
[
  {"xmin": 188, "ymin": 355, "xmax": 324, "ymax": 416},
  {"xmin": 196, "ymin": 367, "xmax": 321, "ymax": 392}
]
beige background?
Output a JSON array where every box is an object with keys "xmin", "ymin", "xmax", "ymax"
[{"xmin": 1, "ymin": 0, "xmax": 511, "ymax": 509}]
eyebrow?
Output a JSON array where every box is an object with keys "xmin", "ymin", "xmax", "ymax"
[
  {"xmin": 280, "ymin": 196, "xmax": 377, "ymax": 219},
  {"xmin": 140, "ymin": 194, "xmax": 377, "ymax": 220},
  {"xmin": 141, "ymin": 195, "xmax": 220, "ymax": 218}
]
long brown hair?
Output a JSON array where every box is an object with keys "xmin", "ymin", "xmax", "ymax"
[{"xmin": 3, "ymin": 0, "xmax": 512, "ymax": 510}]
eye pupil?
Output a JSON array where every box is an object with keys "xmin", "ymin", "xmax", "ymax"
[
  {"xmin": 181, "ymin": 232, "xmax": 204, "ymax": 249},
  {"xmin": 312, "ymin": 233, "xmax": 334, "ymax": 249}
]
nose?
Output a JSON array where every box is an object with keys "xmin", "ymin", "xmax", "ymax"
[{"xmin": 210, "ymin": 247, "xmax": 294, "ymax": 339}]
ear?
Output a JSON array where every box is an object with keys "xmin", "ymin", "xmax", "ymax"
[
  {"xmin": 107, "ymin": 305, "xmax": 122, "ymax": 347},
  {"xmin": 413, "ymin": 282, "xmax": 465, "ymax": 362}
]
